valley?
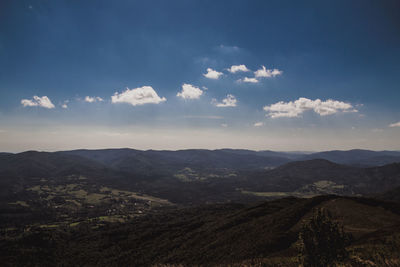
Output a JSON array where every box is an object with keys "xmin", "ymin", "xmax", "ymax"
[{"xmin": 1, "ymin": 148, "xmax": 400, "ymax": 266}]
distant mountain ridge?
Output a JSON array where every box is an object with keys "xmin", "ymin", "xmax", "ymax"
[
  {"xmin": 1, "ymin": 149, "xmax": 400, "ymax": 204},
  {"xmin": 2, "ymin": 148, "xmax": 400, "ymax": 168},
  {"xmin": 61, "ymin": 148, "xmax": 292, "ymax": 173},
  {"xmin": 300, "ymin": 149, "xmax": 400, "ymax": 166}
]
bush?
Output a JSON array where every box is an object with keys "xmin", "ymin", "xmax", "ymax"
[{"xmin": 298, "ymin": 208, "xmax": 352, "ymax": 267}]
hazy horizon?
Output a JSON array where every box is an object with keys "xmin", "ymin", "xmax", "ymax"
[{"xmin": 2, "ymin": 145, "xmax": 400, "ymax": 154}]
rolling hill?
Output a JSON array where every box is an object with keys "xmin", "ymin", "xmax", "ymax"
[
  {"xmin": 239, "ymin": 159, "xmax": 400, "ymax": 196},
  {"xmin": 302, "ymin": 149, "xmax": 400, "ymax": 166},
  {"xmin": 62, "ymin": 148, "xmax": 292, "ymax": 173},
  {"xmin": 1, "ymin": 149, "xmax": 400, "ymax": 205}
]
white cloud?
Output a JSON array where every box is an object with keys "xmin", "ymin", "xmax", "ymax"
[
  {"xmin": 85, "ymin": 96, "xmax": 104, "ymax": 103},
  {"xmin": 254, "ymin": 66, "xmax": 282, "ymax": 78},
  {"xmin": 212, "ymin": 94, "xmax": 237, "ymax": 107},
  {"xmin": 177, "ymin": 83, "xmax": 203, "ymax": 99},
  {"xmin": 263, "ymin": 97, "xmax": 357, "ymax": 118},
  {"xmin": 111, "ymin": 86, "xmax": 166, "ymax": 106},
  {"xmin": 253, "ymin": 122, "xmax": 263, "ymax": 127},
  {"xmin": 203, "ymin": 68, "xmax": 223, "ymax": 79},
  {"xmin": 217, "ymin": 44, "xmax": 240, "ymax": 53},
  {"xmin": 389, "ymin": 122, "xmax": 400, "ymax": 127},
  {"xmin": 238, "ymin": 77, "xmax": 259, "ymax": 83},
  {"xmin": 227, "ymin": 64, "xmax": 250, "ymax": 73},
  {"xmin": 21, "ymin": 96, "xmax": 55, "ymax": 109},
  {"xmin": 84, "ymin": 96, "xmax": 95, "ymax": 103},
  {"xmin": 61, "ymin": 100, "xmax": 69, "ymax": 109},
  {"xmin": 183, "ymin": 115, "xmax": 223, "ymax": 119},
  {"xmin": 221, "ymin": 123, "xmax": 228, "ymax": 127}
]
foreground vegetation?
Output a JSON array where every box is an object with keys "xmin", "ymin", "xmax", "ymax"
[{"xmin": 1, "ymin": 195, "xmax": 400, "ymax": 266}]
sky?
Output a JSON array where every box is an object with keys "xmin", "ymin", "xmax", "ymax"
[{"xmin": 0, "ymin": 0, "xmax": 400, "ymax": 152}]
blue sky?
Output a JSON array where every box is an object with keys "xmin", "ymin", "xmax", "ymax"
[{"xmin": 0, "ymin": 0, "xmax": 399, "ymax": 152}]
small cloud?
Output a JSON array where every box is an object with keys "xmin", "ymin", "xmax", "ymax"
[
  {"xmin": 202, "ymin": 86, "xmax": 208, "ymax": 90},
  {"xmin": 217, "ymin": 44, "xmax": 240, "ymax": 53},
  {"xmin": 212, "ymin": 94, "xmax": 237, "ymax": 107},
  {"xmin": 221, "ymin": 123, "xmax": 228, "ymax": 127},
  {"xmin": 61, "ymin": 100, "xmax": 69, "ymax": 109},
  {"xmin": 203, "ymin": 68, "xmax": 223, "ymax": 79},
  {"xmin": 112, "ymin": 86, "xmax": 166, "ymax": 106},
  {"xmin": 253, "ymin": 122, "xmax": 263, "ymax": 127},
  {"xmin": 97, "ymin": 131, "xmax": 130, "ymax": 137},
  {"xmin": 254, "ymin": 66, "xmax": 282, "ymax": 78},
  {"xmin": 177, "ymin": 83, "xmax": 203, "ymax": 99},
  {"xmin": 195, "ymin": 57, "xmax": 217, "ymax": 66},
  {"xmin": 263, "ymin": 97, "xmax": 357, "ymax": 118},
  {"xmin": 85, "ymin": 96, "xmax": 103, "ymax": 103},
  {"xmin": 84, "ymin": 96, "xmax": 94, "ymax": 102},
  {"xmin": 21, "ymin": 96, "xmax": 55, "ymax": 109},
  {"xmin": 238, "ymin": 77, "xmax": 259, "ymax": 83},
  {"xmin": 183, "ymin": 115, "xmax": 223, "ymax": 119},
  {"xmin": 227, "ymin": 64, "xmax": 250, "ymax": 73},
  {"xmin": 389, "ymin": 122, "xmax": 400, "ymax": 127},
  {"xmin": 371, "ymin": 128, "xmax": 384, "ymax": 133}
]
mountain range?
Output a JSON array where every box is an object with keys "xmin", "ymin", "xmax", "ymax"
[
  {"xmin": 1, "ymin": 148, "xmax": 400, "ymax": 205},
  {"xmin": 1, "ymin": 148, "xmax": 400, "ymax": 266}
]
